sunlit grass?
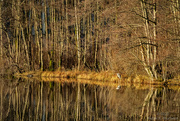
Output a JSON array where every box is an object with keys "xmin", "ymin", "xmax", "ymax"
[
  {"xmin": 14, "ymin": 71, "xmax": 180, "ymax": 85},
  {"xmin": 14, "ymin": 71, "xmax": 42, "ymax": 77},
  {"xmin": 40, "ymin": 70, "xmax": 119, "ymax": 82}
]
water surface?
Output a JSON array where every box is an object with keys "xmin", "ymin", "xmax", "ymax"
[{"xmin": 0, "ymin": 77, "xmax": 179, "ymax": 121}]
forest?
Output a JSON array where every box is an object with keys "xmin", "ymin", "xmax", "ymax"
[{"xmin": 0, "ymin": 0, "xmax": 179, "ymax": 81}]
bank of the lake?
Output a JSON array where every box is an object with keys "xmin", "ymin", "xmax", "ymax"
[{"xmin": 14, "ymin": 71, "xmax": 180, "ymax": 86}]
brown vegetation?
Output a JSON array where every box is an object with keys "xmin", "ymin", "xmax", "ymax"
[
  {"xmin": 15, "ymin": 70, "xmax": 119, "ymax": 82},
  {"xmin": 14, "ymin": 70, "xmax": 180, "ymax": 85},
  {"xmin": 0, "ymin": 0, "xmax": 179, "ymax": 82}
]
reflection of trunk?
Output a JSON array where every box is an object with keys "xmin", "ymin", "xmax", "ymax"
[
  {"xmin": 83, "ymin": 84, "xmax": 87, "ymax": 119},
  {"xmin": 0, "ymin": 82, "xmax": 2, "ymax": 120},
  {"xmin": 140, "ymin": 88, "xmax": 157, "ymax": 121},
  {"xmin": 76, "ymin": 82, "xmax": 80, "ymax": 120},
  {"xmin": 3, "ymin": 78, "xmax": 180, "ymax": 121},
  {"xmin": 94, "ymin": 87, "xmax": 98, "ymax": 120},
  {"xmin": 173, "ymin": 87, "xmax": 180, "ymax": 102},
  {"xmin": 22, "ymin": 84, "xmax": 30, "ymax": 121},
  {"xmin": 40, "ymin": 82, "xmax": 43, "ymax": 121},
  {"xmin": 15, "ymin": 87, "xmax": 20, "ymax": 119}
]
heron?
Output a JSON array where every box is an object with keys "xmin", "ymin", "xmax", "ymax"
[
  {"xmin": 117, "ymin": 73, "xmax": 121, "ymax": 79},
  {"xmin": 27, "ymin": 74, "xmax": 33, "ymax": 78},
  {"xmin": 116, "ymin": 73, "xmax": 121, "ymax": 89}
]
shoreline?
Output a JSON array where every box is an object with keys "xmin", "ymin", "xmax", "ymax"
[{"xmin": 14, "ymin": 70, "xmax": 180, "ymax": 86}]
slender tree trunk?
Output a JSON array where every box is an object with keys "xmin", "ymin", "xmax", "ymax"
[
  {"xmin": 176, "ymin": 0, "xmax": 180, "ymax": 58},
  {"xmin": 0, "ymin": 1, "xmax": 2, "ymax": 60},
  {"xmin": 12, "ymin": 0, "xmax": 20, "ymax": 63},
  {"xmin": 75, "ymin": 0, "xmax": 80, "ymax": 70},
  {"xmin": 59, "ymin": 1, "xmax": 64, "ymax": 70},
  {"xmin": 25, "ymin": 0, "xmax": 33, "ymax": 70},
  {"xmin": 65, "ymin": 0, "xmax": 69, "ymax": 68},
  {"xmin": 32, "ymin": 4, "xmax": 40, "ymax": 70},
  {"xmin": 172, "ymin": 0, "xmax": 180, "ymax": 57},
  {"xmin": 49, "ymin": 0, "xmax": 55, "ymax": 71},
  {"xmin": 86, "ymin": 14, "xmax": 90, "ymax": 66},
  {"xmin": 94, "ymin": 0, "xmax": 99, "ymax": 69},
  {"xmin": 141, "ymin": 0, "xmax": 150, "ymax": 66},
  {"xmin": 152, "ymin": 0, "xmax": 157, "ymax": 79},
  {"xmin": 40, "ymin": 34, "xmax": 43, "ymax": 71},
  {"xmin": 44, "ymin": 0, "xmax": 48, "ymax": 49},
  {"xmin": 20, "ymin": 24, "xmax": 30, "ymax": 70},
  {"xmin": 83, "ymin": 0, "xmax": 87, "ymax": 65},
  {"xmin": 140, "ymin": 0, "xmax": 157, "ymax": 80}
]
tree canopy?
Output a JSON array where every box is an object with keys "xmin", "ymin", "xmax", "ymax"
[{"xmin": 0, "ymin": 0, "xmax": 179, "ymax": 80}]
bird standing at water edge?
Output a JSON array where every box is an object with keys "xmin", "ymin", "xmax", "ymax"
[
  {"xmin": 117, "ymin": 73, "xmax": 121, "ymax": 79},
  {"xmin": 27, "ymin": 74, "xmax": 33, "ymax": 78},
  {"xmin": 116, "ymin": 73, "xmax": 121, "ymax": 89}
]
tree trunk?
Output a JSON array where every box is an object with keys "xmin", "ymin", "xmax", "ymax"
[
  {"xmin": 94, "ymin": 0, "xmax": 99, "ymax": 69},
  {"xmin": 32, "ymin": 4, "xmax": 40, "ymax": 70},
  {"xmin": 75, "ymin": 0, "xmax": 80, "ymax": 70},
  {"xmin": 83, "ymin": 0, "xmax": 87, "ymax": 65},
  {"xmin": 20, "ymin": 24, "xmax": 30, "ymax": 70},
  {"xmin": 140, "ymin": 0, "xmax": 157, "ymax": 80},
  {"xmin": 0, "ymin": 1, "xmax": 2, "ymax": 60},
  {"xmin": 152, "ymin": 0, "xmax": 157, "ymax": 79},
  {"xmin": 65, "ymin": 0, "xmax": 69, "ymax": 68}
]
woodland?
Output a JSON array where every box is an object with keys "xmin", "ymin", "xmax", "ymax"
[{"xmin": 0, "ymin": 0, "xmax": 179, "ymax": 81}]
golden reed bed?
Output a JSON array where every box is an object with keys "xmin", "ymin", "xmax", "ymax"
[{"xmin": 14, "ymin": 70, "xmax": 180, "ymax": 86}]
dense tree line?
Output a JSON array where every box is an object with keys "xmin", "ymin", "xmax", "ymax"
[{"xmin": 0, "ymin": 0, "xmax": 179, "ymax": 80}]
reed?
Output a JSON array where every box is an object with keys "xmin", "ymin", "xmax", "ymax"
[
  {"xmin": 14, "ymin": 71, "xmax": 42, "ymax": 77},
  {"xmin": 14, "ymin": 71, "xmax": 180, "ymax": 85},
  {"xmin": 15, "ymin": 70, "xmax": 119, "ymax": 82}
]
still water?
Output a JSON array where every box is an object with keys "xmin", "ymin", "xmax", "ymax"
[{"xmin": 0, "ymin": 77, "xmax": 180, "ymax": 121}]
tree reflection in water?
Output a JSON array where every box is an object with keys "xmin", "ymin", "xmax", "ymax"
[{"xmin": 0, "ymin": 78, "xmax": 179, "ymax": 121}]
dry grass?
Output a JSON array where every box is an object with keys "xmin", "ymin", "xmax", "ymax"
[
  {"xmin": 133, "ymin": 75, "xmax": 150, "ymax": 84},
  {"xmin": 77, "ymin": 71, "xmax": 118, "ymax": 82},
  {"xmin": 14, "ymin": 71, "xmax": 180, "ymax": 85},
  {"xmin": 14, "ymin": 71, "xmax": 42, "ymax": 77},
  {"xmin": 15, "ymin": 70, "xmax": 119, "ymax": 82},
  {"xmin": 39, "ymin": 70, "xmax": 119, "ymax": 82}
]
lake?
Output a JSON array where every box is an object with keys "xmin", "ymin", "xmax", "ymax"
[{"xmin": 0, "ymin": 77, "xmax": 179, "ymax": 121}]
